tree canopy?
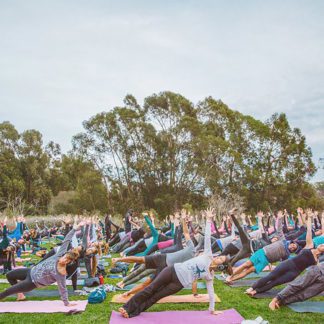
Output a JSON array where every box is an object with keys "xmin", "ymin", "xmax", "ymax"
[{"xmin": 1, "ymin": 92, "xmax": 322, "ymax": 216}]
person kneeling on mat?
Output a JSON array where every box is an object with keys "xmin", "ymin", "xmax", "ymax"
[
  {"xmin": 0, "ymin": 216, "xmax": 83, "ymax": 306},
  {"xmin": 118, "ymin": 208, "xmax": 230, "ymax": 318}
]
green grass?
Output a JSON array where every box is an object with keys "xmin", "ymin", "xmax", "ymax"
[{"xmin": 0, "ymin": 252, "xmax": 323, "ymax": 324}]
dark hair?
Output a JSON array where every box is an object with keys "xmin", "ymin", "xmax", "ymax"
[
  {"xmin": 215, "ymin": 255, "xmax": 233, "ymax": 275},
  {"xmin": 65, "ymin": 250, "xmax": 79, "ymax": 262}
]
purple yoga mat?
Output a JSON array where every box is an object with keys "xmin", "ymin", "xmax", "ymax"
[{"xmin": 110, "ymin": 309, "xmax": 244, "ymax": 324}]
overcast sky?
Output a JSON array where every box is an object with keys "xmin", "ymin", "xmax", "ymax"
[{"xmin": 0, "ymin": 0, "xmax": 323, "ymax": 181}]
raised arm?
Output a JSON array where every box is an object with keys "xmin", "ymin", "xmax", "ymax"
[
  {"xmin": 206, "ymin": 279, "xmax": 217, "ymax": 314},
  {"xmin": 181, "ymin": 211, "xmax": 190, "ymax": 241},
  {"xmin": 305, "ymin": 210, "xmax": 314, "ymax": 249},
  {"xmin": 57, "ymin": 217, "xmax": 81, "ymax": 257},
  {"xmin": 276, "ymin": 211, "xmax": 285, "ymax": 240},
  {"xmin": 204, "ymin": 208, "xmax": 214, "ymax": 257}
]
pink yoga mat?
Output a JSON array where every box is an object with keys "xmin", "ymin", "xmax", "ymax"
[
  {"xmin": 110, "ymin": 309, "xmax": 244, "ymax": 324},
  {"xmin": 0, "ymin": 300, "xmax": 88, "ymax": 313}
]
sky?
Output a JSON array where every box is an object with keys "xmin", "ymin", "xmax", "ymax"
[{"xmin": 0, "ymin": 0, "xmax": 323, "ymax": 181}]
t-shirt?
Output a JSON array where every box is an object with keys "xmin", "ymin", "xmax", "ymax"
[
  {"xmin": 291, "ymin": 249, "xmax": 316, "ymax": 272},
  {"xmin": 166, "ymin": 240, "xmax": 195, "ymax": 266},
  {"xmin": 313, "ymin": 236, "xmax": 324, "ymax": 248},
  {"xmin": 174, "ymin": 220, "xmax": 215, "ymax": 311}
]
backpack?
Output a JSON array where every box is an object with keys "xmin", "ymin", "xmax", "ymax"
[
  {"xmin": 88, "ymin": 287, "xmax": 107, "ymax": 304},
  {"xmin": 85, "ymin": 277, "xmax": 100, "ymax": 287}
]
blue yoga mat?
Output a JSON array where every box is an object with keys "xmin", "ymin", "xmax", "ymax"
[
  {"xmin": 215, "ymin": 271, "xmax": 268, "ymax": 281},
  {"xmin": 288, "ymin": 301, "xmax": 324, "ymax": 313}
]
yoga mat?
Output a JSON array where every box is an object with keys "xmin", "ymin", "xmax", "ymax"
[
  {"xmin": 122, "ymin": 281, "xmax": 207, "ymax": 291},
  {"xmin": 252, "ymin": 289, "xmax": 280, "ymax": 298},
  {"xmin": 253, "ymin": 290, "xmax": 324, "ymax": 299},
  {"xmin": 215, "ymin": 271, "xmax": 268, "ymax": 281},
  {"xmin": 288, "ymin": 301, "xmax": 324, "ymax": 313},
  {"xmin": 25, "ymin": 289, "xmax": 78, "ymax": 297},
  {"xmin": 109, "ymin": 274, "xmax": 123, "ymax": 279},
  {"xmin": 0, "ymin": 279, "xmax": 85, "ymax": 286},
  {"xmin": 232, "ymin": 260, "xmax": 276, "ymax": 270},
  {"xmin": 110, "ymin": 309, "xmax": 243, "ymax": 324},
  {"xmin": 0, "ymin": 300, "xmax": 88, "ymax": 313},
  {"xmin": 230, "ymin": 279, "xmax": 257, "ymax": 287},
  {"xmin": 111, "ymin": 293, "xmax": 220, "ymax": 304}
]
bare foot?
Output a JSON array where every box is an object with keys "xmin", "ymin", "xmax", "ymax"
[
  {"xmin": 119, "ymin": 307, "xmax": 129, "ymax": 318},
  {"xmin": 245, "ymin": 288, "xmax": 253, "ymax": 294},
  {"xmin": 16, "ymin": 293, "xmax": 26, "ymax": 301}
]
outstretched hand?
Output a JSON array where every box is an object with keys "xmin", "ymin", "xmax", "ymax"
[{"xmin": 205, "ymin": 208, "xmax": 215, "ymax": 220}]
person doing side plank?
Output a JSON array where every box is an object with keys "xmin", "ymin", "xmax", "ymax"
[
  {"xmin": 118, "ymin": 208, "xmax": 226, "ymax": 318},
  {"xmin": 246, "ymin": 212, "xmax": 324, "ymax": 296},
  {"xmin": 269, "ymin": 263, "xmax": 324, "ymax": 310},
  {"xmin": 0, "ymin": 216, "xmax": 83, "ymax": 306}
]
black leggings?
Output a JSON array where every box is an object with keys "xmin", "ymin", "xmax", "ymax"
[
  {"xmin": 126, "ymin": 240, "xmax": 147, "ymax": 256},
  {"xmin": 123, "ymin": 266, "xmax": 183, "ymax": 317},
  {"xmin": 221, "ymin": 242, "xmax": 239, "ymax": 257},
  {"xmin": 0, "ymin": 268, "xmax": 36, "ymax": 300},
  {"xmin": 230, "ymin": 215, "xmax": 252, "ymax": 266},
  {"xmin": 252, "ymin": 259, "xmax": 301, "ymax": 293},
  {"xmin": 110, "ymin": 235, "xmax": 121, "ymax": 246},
  {"xmin": 285, "ymin": 226, "xmax": 306, "ymax": 241}
]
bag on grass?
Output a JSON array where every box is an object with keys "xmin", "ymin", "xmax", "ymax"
[
  {"xmin": 88, "ymin": 287, "xmax": 107, "ymax": 304},
  {"xmin": 85, "ymin": 277, "xmax": 100, "ymax": 287}
]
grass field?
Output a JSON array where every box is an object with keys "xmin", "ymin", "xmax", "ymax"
[{"xmin": 0, "ymin": 247, "xmax": 323, "ymax": 324}]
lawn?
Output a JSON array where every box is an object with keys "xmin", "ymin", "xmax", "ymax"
[{"xmin": 0, "ymin": 250, "xmax": 323, "ymax": 324}]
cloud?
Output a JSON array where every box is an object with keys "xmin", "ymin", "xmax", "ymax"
[{"xmin": 0, "ymin": 0, "xmax": 323, "ymax": 181}]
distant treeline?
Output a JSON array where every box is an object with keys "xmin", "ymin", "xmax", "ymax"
[{"xmin": 1, "ymin": 91, "xmax": 323, "ymax": 216}]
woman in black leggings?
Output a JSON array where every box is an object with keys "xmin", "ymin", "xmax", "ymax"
[
  {"xmin": 246, "ymin": 247, "xmax": 322, "ymax": 296},
  {"xmin": 0, "ymin": 220, "xmax": 82, "ymax": 304},
  {"xmin": 247, "ymin": 216, "xmax": 324, "ymax": 296}
]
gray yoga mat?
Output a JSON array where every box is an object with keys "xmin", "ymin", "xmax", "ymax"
[
  {"xmin": 230, "ymin": 279, "xmax": 258, "ymax": 287},
  {"xmin": 215, "ymin": 271, "xmax": 268, "ymax": 281},
  {"xmin": 0, "ymin": 279, "xmax": 83, "ymax": 286},
  {"xmin": 25, "ymin": 289, "xmax": 78, "ymax": 297},
  {"xmin": 252, "ymin": 289, "xmax": 280, "ymax": 298},
  {"xmin": 288, "ymin": 301, "xmax": 324, "ymax": 313},
  {"xmin": 253, "ymin": 289, "xmax": 324, "ymax": 299}
]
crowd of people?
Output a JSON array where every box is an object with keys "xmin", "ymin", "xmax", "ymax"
[{"xmin": 0, "ymin": 207, "xmax": 323, "ymax": 318}]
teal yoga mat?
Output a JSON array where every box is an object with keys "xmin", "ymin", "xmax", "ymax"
[
  {"xmin": 215, "ymin": 271, "xmax": 268, "ymax": 281},
  {"xmin": 288, "ymin": 301, "xmax": 324, "ymax": 313}
]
